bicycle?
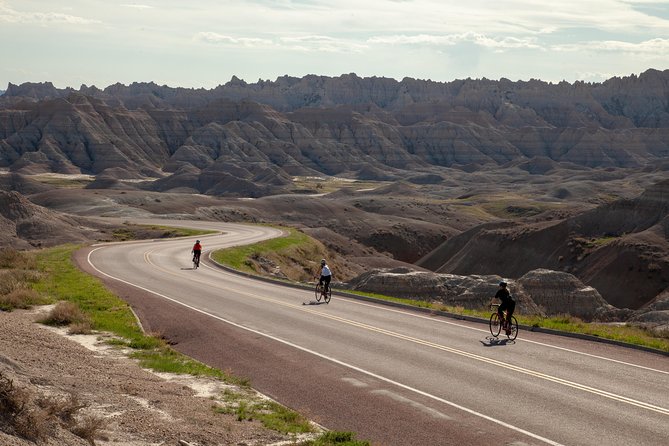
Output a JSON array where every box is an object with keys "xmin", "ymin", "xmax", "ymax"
[
  {"xmin": 489, "ymin": 304, "xmax": 518, "ymax": 340},
  {"xmin": 314, "ymin": 281, "xmax": 332, "ymax": 304}
]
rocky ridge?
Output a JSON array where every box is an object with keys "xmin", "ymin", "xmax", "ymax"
[
  {"xmin": 1, "ymin": 70, "xmax": 668, "ymax": 197},
  {"xmin": 0, "ymin": 190, "xmax": 104, "ymax": 249}
]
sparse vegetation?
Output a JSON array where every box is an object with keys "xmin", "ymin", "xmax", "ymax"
[
  {"xmin": 291, "ymin": 176, "xmax": 387, "ymax": 194},
  {"xmin": 215, "ymin": 389, "xmax": 314, "ymax": 434},
  {"xmin": 300, "ymin": 431, "xmax": 371, "ymax": 445},
  {"xmin": 212, "ymin": 225, "xmax": 329, "ymax": 282},
  {"xmin": 31, "ymin": 173, "xmax": 94, "ymax": 188},
  {"xmin": 0, "ymin": 371, "xmax": 108, "ymax": 443},
  {"xmin": 110, "ymin": 224, "xmax": 216, "ymax": 241},
  {"xmin": 0, "ymin": 248, "xmax": 47, "ymax": 311},
  {"xmin": 31, "ymin": 245, "xmax": 246, "ymax": 382},
  {"xmin": 40, "ymin": 301, "xmax": 91, "ymax": 326}
]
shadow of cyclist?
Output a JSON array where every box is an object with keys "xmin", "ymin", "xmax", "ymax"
[{"xmin": 480, "ymin": 336, "xmax": 516, "ymax": 347}]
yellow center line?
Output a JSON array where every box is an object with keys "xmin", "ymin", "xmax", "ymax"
[{"xmin": 146, "ymin": 249, "xmax": 669, "ymax": 417}]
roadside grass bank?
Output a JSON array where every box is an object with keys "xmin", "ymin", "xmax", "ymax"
[
  {"xmin": 1, "ymin": 243, "xmax": 369, "ymax": 445},
  {"xmin": 212, "ymin": 230, "xmax": 669, "ymax": 354},
  {"xmin": 109, "ymin": 224, "xmax": 216, "ymax": 242},
  {"xmin": 211, "ymin": 225, "xmax": 329, "ymax": 282}
]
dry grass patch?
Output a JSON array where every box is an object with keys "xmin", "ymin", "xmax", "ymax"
[
  {"xmin": 70, "ymin": 415, "xmax": 109, "ymax": 445},
  {"xmin": 0, "ymin": 288, "xmax": 44, "ymax": 310},
  {"xmin": 0, "ymin": 247, "xmax": 37, "ymax": 269},
  {"xmin": 40, "ymin": 301, "xmax": 92, "ymax": 328},
  {"xmin": 0, "ymin": 373, "xmax": 52, "ymax": 441},
  {"xmin": 1, "ymin": 371, "xmax": 108, "ymax": 444}
]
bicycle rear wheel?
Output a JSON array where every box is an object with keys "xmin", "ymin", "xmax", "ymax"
[
  {"xmin": 324, "ymin": 286, "xmax": 331, "ymax": 304},
  {"xmin": 315, "ymin": 284, "xmax": 322, "ymax": 302},
  {"xmin": 489, "ymin": 313, "xmax": 501, "ymax": 337},
  {"xmin": 507, "ymin": 316, "xmax": 519, "ymax": 340}
]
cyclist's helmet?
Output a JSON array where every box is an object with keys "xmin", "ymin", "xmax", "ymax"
[
  {"xmin": 499, "ymin": 281, "xmax": 507, "ymax": 287},
  {"xmin": 321, "ymin": 259, "xmax": 326, "ymax": 265},
  {"xmin": 196, "ymin": 240, "xmax": 200, "ymax": 243}
]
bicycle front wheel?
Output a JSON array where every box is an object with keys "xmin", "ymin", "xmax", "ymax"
[
  {"xmin": 489, "ymin": 313, "xmax": 501, "ymax": 337},
  {"xmin": 507, "ymin": 316, "xmax": 519, "ymax": 340},
  {"xmin": 324, "ymin": 287, "xmax": 331, "ymax": 304},
  {"xmin": 315, "ymin": 284, "xmax": 322, "ymax": 302}
]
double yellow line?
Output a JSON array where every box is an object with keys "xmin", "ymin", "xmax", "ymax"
[{"xmin": 148, "ymin": 248, "xmax": 669, "ymax": 417}]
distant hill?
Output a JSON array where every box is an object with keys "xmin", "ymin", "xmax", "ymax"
[
  {"xmin": 416, "ymin": 179, "xmax": 669, "ymax": 311},
  {"xmin": 1, "ymin": 70, "xmax": 668, "ymax": 197}
]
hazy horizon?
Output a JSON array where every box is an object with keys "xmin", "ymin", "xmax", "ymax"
[{"xmin": 2, "ymin": 0, "xmax": 669, "ymax": 90}]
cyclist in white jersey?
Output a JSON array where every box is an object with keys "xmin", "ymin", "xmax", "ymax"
[{"xmin": 317, "ymin": 259, "xmax": 332, "ymax": 294}]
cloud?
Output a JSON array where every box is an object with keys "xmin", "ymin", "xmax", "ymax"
[
  {"xmin": 195, "ymin": 31, "xmax": 367, "ymax": 53},
  {"xmin": 368, "ymin": 32, "xmax": 542, "ymax": 50},
  {"xmin": 195, "ymin": 32, "xmax": 274, "ymax": 47},
  {"xmin": 553, "ymin": 37, "xmax": 669, "ymax": 54},
  {"xmin": 0, "ymin": 2, "xmax": 99, "ymax": 24},
  {"xmin": 120, "ymin": 4, "xmax": 154, "ymax": 9},
  {"xmin": 279, "ymin": 35, "xmax": 367, "ymax": 52}
]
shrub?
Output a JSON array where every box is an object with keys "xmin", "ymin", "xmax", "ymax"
[
  {"xmin": 0, "ymin": 288, "xmax": 45, "ymax": 310},
  {"xmin": 70, "ymin": 414, "xmax": 109, "ymax": 445},
  {"xmin": 68, "ymin": 321, "xmax": 94, "ymax": 335},
  {"xmin": 37, "ymin": 393, "xmax": 86, "ymax": 428},
  {"xmin": 0, "ymin": 248, "xmax": 37, "ymax": 270},
  {"xmin": 40, "ymin": 301, "xmax": 90, "ymax": 326},
  {"xmin": 0, "ymin": 372, "xmax": 53, "ymax": 441},
  {"xmin": 304, "ymin": 431, "xmax": 371, "ymax": 445}
]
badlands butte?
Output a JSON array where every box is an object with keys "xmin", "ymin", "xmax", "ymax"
[{"xmin": 1, "ymin": 69, "xmax": 669, "ymax": 335}]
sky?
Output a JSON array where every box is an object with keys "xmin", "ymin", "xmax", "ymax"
[{"xmin": 1, "ymin": 0, "xmax": 669, "ymax": 90}]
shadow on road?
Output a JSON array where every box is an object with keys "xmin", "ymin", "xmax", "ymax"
[
  {"xmin": 180, "ymin": 267, "xmax": 198, "ymax": 270},
  {"xmin": 302, "ymin": 301, "xmax": 328, "ymax": 306},
  {"xmin": 480, "ymin": 336, "xmax": 516, "ymax": 347}
]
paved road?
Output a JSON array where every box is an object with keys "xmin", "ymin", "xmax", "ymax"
[{"xmin": 78, "ymin": 219, "xmax": 669, "ymax": 446}]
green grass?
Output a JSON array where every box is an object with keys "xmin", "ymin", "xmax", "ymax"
[
  {"xmin": 215, "ymin": 389, "xmax": 314, "ymax": 433},
  {"xmin": 300, "ymin": 431, "xmax": 370, "ymax": 446},
  {"xmin": 32, "ymin": 245, "xmax": 150, "ymax": 345},
  {"xmin": 32, "ymin": 175, "xmax": 93, "ymax": 188},
  {"xmin": 376, "ymin": 297, "xmax": 669, "ymax": 353},
  {"xmin": 27, "ymin": 242, "xmax": 326, "ymax": 436},
  {"xmin": 211, "ymin": 226, "xmax": 317, "ymax": 275},
  {"xmin": 130, "ymin": 349, "xmax": 249, "ymax": 386},
  {"xmin": 29, "ymin": 244, "xmax": 243, "ymax": 376},
  {"xmin": 290, "ymin": 176, "xmax": 388, "ymax": 194},
  {"xmin": 111, "ymin": 224, "xmax": 216, "ymax": 241}
]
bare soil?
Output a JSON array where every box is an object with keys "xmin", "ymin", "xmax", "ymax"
[{"xmin": 0, "ymin": 306, "xmax": 317, "ymax": 446}]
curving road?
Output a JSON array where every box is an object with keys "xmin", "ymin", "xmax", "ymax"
[{"xmin": 77, "ymin": 219, "xmax": 669, "ymax": 446}]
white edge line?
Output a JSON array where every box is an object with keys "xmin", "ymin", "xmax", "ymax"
[
  {"xmin": 86, "ymin": 246, "xmax": 564, "ymax": 446},
  {"xmin": 344, "ymin": 298, "xmax": 669, "ymax": 376}
]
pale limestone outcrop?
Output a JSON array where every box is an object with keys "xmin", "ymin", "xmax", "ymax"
[
  {"xmin": 515, "ymin": 268, "xmax": 614, "ymax": 320},
  {"xmin": 345, "ymin": 267, "xmax": 631, "ymax": 321}
]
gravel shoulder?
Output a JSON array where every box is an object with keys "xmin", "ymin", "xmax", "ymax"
[{"xmin": 0, "ymin": 306, "xmax": 316, "ymax": 446}]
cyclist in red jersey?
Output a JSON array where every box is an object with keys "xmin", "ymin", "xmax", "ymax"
[{"xmin": 192, "ymin": 240, "xmax": 202, "ymax": 266}]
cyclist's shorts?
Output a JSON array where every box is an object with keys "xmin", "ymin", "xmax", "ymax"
[{"xmin": 499, "ymin": 300, "xmax": 516, "ymax": 314}]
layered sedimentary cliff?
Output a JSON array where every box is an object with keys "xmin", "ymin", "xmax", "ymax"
[{"xmin": 1, "ymin": 70, "xmax": 668, "ymax": 194}]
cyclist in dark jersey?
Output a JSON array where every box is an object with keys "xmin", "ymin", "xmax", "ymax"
[{"xmin": 494, "ymin": 281, "xmax": 515, "ymax": 335}]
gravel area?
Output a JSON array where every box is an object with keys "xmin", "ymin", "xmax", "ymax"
[{"xmin": 0, "ymin": 306, "xmax": 318, "ymax": 446}]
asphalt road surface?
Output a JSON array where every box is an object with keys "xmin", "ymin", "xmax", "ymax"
[{"xmin": 78, "ymin": 219, "xmax": 669, "ymax": 446}]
